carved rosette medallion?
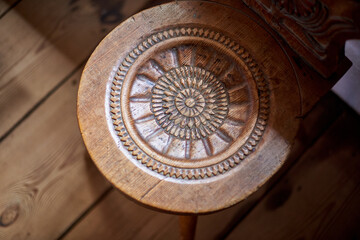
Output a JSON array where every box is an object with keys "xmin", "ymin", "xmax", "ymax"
[
  {"xmin": 109, "ymin": 26, "xmax": 270, "ymax": 180},
  {"xmin": 151, "ymin": 66, "xmax": 229, "ymax": 140}
]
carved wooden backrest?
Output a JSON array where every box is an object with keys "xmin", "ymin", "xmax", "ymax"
[{"xmin": 241, "ymin": 0, "xmax": 360, "ymax": 77}]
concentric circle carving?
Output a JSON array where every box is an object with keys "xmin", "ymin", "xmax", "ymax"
[
  {"xmin": 151, "ymin": 66, "xmax": 229, "ymax": 140},
  {"xmin": 109, "ymin": 26, "xmax": 270, "ymax": 180}
]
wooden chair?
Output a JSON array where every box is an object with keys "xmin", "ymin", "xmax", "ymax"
[{"xmin": 77, "ymin": 1, "xmax": 359, "ymax": 239}]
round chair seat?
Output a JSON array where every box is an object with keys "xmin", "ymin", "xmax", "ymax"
[{"xmin": 77, "ymin": 1, "xmax": 300, "ymax": 214}]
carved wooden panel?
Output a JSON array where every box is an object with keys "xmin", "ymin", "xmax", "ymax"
[
  {"xmin": 78, "ymin": 1, "xmax": 302, "ymax": 213},
  {"xmin": 109, "ymin": 27, "xmax": 270, "ymax": 179},
  {"xmin": 241, "ymin": 0, "xmax": 360, "ymax": 77}
]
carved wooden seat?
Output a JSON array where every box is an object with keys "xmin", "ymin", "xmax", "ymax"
[{"xmin": 77, "ymin": 1, "xmax": 359, "ymax": 239}]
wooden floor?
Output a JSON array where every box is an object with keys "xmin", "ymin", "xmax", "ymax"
[{"xmin": 0, "ymin": 0, "xmax": 359, "ymax": 239}]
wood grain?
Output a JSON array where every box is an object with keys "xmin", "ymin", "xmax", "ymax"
[
  {"xmin": 0, "ymin": 0, "xmax": 9, "ymax": 17},
  {"xmin": 62, "ymin": 93, "xmax": 345, "ymax": 240},
  {"xmin": 0, "ymin": 0, "xmax": 355, "ymax": 239},
  {"xmin": 0, "ymin": 69, "xmax": 110, "ymax": 239},
  {"xmin": 78, "ymin": 0, "xmax": 303, "ymax": 214},
  {"xmin": 0, "ymin": 0, "xmax": 17, "ymax": 17},
  {"xmin": 241, "ymin": 0, "xmax": 360, "ymax": 78},
  {"xmin": 195, "ymin": 92, "xmax": 347, "ymax": 240},
  {"xmin": 62, "ymin": 190, "xmax": 179, "ymax": 240},
  {"xmin": 179, "ymin": 215, "xmax": 198, "ymax": 240},
  {"xmin": 0, "ymin": 0, "xmax": 149, "ymax": 140},
  {"xmin": 226, "ymin": 110, "xmax": 360, "ymax": 240}
]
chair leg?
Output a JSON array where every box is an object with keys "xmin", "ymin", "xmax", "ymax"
[{"xmin": 179, "ymin": 215, "xmax": 198, "ymax": 240}]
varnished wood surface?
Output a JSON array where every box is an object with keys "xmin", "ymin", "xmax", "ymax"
[
  {"xmin": 0, "ymin": 0, "xmax": 157, "ymax": 238},
  {"xmin": 241, "ymin": 0, "xmax": 360, "ymax": 78},
  {"xmin": 78, "ymin": 0, "xmax": 350, "ymax": 215},
  {"xmin": 0, "ymin": 68, "xmax": 110, "ymax": 239},
  {"xmin": 0, "ymin": 0, "xmax": 15, "ymax": 17},
  {"xmin": 59, "ymin": 92, "xmax": 350, "ymax": 240},
  {"xmin": 179, "ymin": 215, "xmax": 198, "ymax": 240},
  {"xmin": 0, "ymin": 0, "xmax": 359, "ymax": 239},
  {"xmin": 78, "ymin": 0, "xmax": 303, "ymax": 214},
  {"xmin": 0, "ymin": 0, "xmax": 149, "ymax": 140},
  {"xmin": 62, "ymin": 190, "xmax": 179, "ymax": 240},
  {"xmin": 226, "ymin": 109, "xmax": 360, "ymax": 240}
]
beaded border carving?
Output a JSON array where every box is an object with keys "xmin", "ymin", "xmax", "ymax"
[{"xmin": 109, "ymin": 26, "xmax": 270, "ymax": 180}]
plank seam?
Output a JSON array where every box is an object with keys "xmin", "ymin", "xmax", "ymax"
[
  {"xmin": 0, "ymin": 0, "xmax": 22, "ymax": 20},
  {"xmin": 56, "ymin": 186, "xmax": 113, "ymax": 240},
  {"xmin": 0, "ymin": 59, "xmax": 86, "ymax": 143},
  {"xmin": 217, "ymin": 94, "xmax": 348, "ymax": 240}
]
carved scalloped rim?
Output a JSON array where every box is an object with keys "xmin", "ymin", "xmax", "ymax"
[{"xmin": 109, "ymin": 26, "xmax": 270, "ymax": 180}]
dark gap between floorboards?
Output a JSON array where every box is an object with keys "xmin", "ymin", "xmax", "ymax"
[
  {"xmin": 0, "ymin": 0, "xmax": 22, "ymax": 19},
  {"xmin": 0, "ymin": 59, "xmax": 86, "ymax": 143},
  {"xmin": 57, "ymin": 186, "xmax": 113, "ymax": 240},
  {"xmin": 217, "ymin": 95, "xmax": 348, "ymax": 240}
]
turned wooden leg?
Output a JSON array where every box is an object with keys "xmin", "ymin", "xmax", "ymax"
[{"xmin": 179, "ymin": 215, "xmax": 198, "ymax": 240}]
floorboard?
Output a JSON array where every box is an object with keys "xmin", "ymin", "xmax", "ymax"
[
  {"xmin": 0, "ymin": 0, "xmax": 17, "ymax": 18},
  {"xmin": 0, "ymin": 0, "xmax": 148, "ymax": 140},
  {"xmin": 62, "ymin": 190, "xmax": 179, "ymax": 240},
  {"xmin": 60, "ymin": 93, "xmax": 347, "ymax": 240},
  {"xmin": 0, "ymin": 69, "xmax": 110, "ymax": 239},
  {"xmin": 0, "ymin": 1, "xmax": 358, "ymax": 239},
  {"xmin": 226, "ymin": 110, "xmax": 360, "ymax": 240}
]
